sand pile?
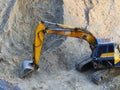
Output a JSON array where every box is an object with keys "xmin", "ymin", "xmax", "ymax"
[{"xmin": 0, "ymin": 0, "xmax": 120, "ymax": 90}]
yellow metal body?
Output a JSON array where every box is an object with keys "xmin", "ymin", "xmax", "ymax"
[
  {"xmin": 101, "ymin": 53, "xmax": 114, "ymax": 57},
  {"xmin": 33, "ymin": 22, "xmax": 45, "ymax": 66},
  {"xmin": 46, "ymin": 29, "xmax": 96, "ymax": 49},
  {"xmin": 33, "ymin": 21, "xmax": 97, "ymax": 66},
  {"xmin": 114, "ymin": 47, "xmax": 120, "ymax": 64},
  {"xmin": 100, "ymin": 46, "xmax": 120, "ymax": 65},
  {"xmin": 114, "ymin": 53, "xmax": 120, "ymax": 64}
]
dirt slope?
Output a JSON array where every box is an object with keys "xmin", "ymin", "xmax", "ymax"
[{"xmin": 0, "ymin": 0, "xmax": 120, "ymax": 90}]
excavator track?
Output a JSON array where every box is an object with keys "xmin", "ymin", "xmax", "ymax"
[
  {"xmin": 92, "ymin": 68, "xmax": 120, "ymax": 85},
  {"xmin": 76, "ymin": 57, "xmax": 93, "ymax": 72}
]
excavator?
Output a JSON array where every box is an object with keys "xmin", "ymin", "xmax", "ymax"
[{"xmin": 20, "ymin": 21, "xmax": 120, "ymax": 84}]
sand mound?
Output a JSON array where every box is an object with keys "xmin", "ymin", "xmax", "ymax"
[{"xmin": 0, "ymin": 0, "xmax": 120, "ymax": 90}]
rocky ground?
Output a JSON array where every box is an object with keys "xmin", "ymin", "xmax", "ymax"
[{"xmin": 0, "ymin": 0, "xmax": 120, "ymax": 90}]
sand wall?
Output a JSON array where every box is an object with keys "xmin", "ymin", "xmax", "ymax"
[{"xmin": 0, "ymin": 0, "xmax": 120, "ymax": 90}]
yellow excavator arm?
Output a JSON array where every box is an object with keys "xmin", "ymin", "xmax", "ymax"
[
  {"xmin": 20, "ymin": 21, "xmax": 120, "ymax": 84},
  {"xmin": 20, "ymin": 21, "xmax": 97, "ymax": 78},
  {"xmin": 33, "ymin": 21, "xmax": 97, "ymax": 68},
  {"xmin": 33, "ymin": 22, "xmax": 45, "ymax": 69}
]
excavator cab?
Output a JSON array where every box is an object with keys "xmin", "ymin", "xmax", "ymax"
[
  {"xmin": 91, "ymin": 38, "xmax": 115, "ymax": 69},
  {"xmin": 92, "ymin": 39, "xmax": 114, "ymax": 59},
  {"xmin": 92, "ymin": 43, "xmax": 114, "ymax": 58}
]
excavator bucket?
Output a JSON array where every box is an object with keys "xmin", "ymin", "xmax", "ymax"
[{"xmin": 20, "ymin": 60, "xmax": 34, "ymax": 78}]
